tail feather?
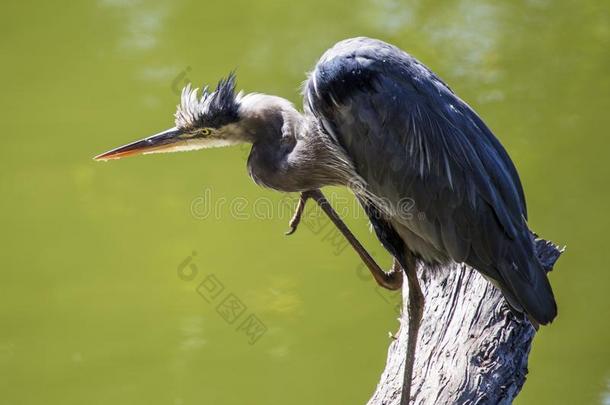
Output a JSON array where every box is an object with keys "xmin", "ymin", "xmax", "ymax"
[
  {"xmin": 497, "ymin": 256, "xmax": 557, "ymax": 325},
  {"xmin": 469, "ymin": 234, "xmax": 558, "ymax": 326}
]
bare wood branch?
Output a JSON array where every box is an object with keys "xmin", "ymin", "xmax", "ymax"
[{"xmin": 368, "ymin": 239, "xmax": 562, "ymax": 405}]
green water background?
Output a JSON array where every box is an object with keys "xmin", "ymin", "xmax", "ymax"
[{"xmin": 1, "ymin": 0, "xmax": 609, "ymax": 404}]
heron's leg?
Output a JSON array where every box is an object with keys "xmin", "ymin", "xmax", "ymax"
[
  {"xmin": 400, "ymin": 251, "xmax": 424, "ymax": 405},
  {"xmin": 286, "ymin": 189, "xmax": 403, "ymax": 291}
]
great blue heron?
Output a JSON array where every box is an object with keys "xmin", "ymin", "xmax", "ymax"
[{"xmin": 95, "ymin": 37, "xmax": 557, "ymax": 404}]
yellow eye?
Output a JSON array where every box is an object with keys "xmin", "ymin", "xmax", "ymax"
[{"xmin": 201, "ymin": 128, "xmax": 212, "ymax": 136}]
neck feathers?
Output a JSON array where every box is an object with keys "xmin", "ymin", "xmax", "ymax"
[{"xmin": 238, "ymin": 93, "xmax": 357, "ymax": 192}]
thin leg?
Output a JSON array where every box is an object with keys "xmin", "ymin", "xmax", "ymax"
[
  {"xmin": 400, "ymin": 252, "xmax": 424, "ymax": 405},
  {"xmin": 286, "ymin": 189, "xmax": 403, "ymax": 291}
]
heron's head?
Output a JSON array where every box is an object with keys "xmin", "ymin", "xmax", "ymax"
[{"xmin": 94, "ymin": 73, "xmax": 245, "ymax": 161}]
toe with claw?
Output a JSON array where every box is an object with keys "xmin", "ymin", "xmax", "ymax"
[{"xmin": 285, "ymin": 191, "xmax": 313, "ymax": 235}]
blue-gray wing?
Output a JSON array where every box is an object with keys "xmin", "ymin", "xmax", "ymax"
[{"xmin": 305, "ymin": 38, "xmax": 556, "ymax": 324}]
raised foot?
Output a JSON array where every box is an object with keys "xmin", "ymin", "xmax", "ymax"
[{"xmin": 285, "ymin": 190, "xmax": 316, "ymax": 236}]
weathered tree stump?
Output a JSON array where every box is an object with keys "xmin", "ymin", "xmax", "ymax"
[{"xmin": 368, "ymin": 239, "xmax": 562, "ymax": 405}]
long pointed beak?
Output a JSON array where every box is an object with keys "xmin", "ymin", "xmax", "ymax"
[{"xmin": 94, "ymin": 127, "xmax": 184, "ymax": 161}]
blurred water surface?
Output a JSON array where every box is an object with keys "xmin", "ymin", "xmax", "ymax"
[{"xmin": 1, "ymin": 0, "xmax": 608, "ymax": 404}]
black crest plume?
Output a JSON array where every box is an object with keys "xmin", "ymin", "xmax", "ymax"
[{"xmin": 174, "ymin": 72, "xmax": 239, "ymax": 130}]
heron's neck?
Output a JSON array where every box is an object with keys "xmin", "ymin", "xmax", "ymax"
[{"xmin": 238, "ymin": 93, "xmax": 355, "ymax": 192}]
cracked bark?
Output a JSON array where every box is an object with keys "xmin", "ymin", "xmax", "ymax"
[{"xmin": 367, "ymin": 239, "xmax": 562, "ymax": 405}]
